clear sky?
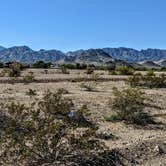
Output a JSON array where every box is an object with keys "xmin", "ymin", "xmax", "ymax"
[{"xmin": 0, "ymin": 0, "xmax": 166, "ymax": 52}]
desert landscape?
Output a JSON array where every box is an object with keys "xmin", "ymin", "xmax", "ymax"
[{"xmin": 0, "ymin": 67, "xmax": 165, "ymax": 165}]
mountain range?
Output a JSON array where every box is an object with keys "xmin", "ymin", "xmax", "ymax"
[{"xmin": 0, "ymin": 45, "xmax": 166, "ymax": 67}]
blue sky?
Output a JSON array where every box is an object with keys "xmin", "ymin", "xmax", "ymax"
[{"xmin": 0, "ymin": 0, "xmax": 166, "ymax": 52}]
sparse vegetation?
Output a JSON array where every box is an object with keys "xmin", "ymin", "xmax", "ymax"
[
  {"xmin": 0, "ymin": 90, "xmax": 107, "ymax": 165},
  {"xmin": 33, "ymin": 61, "xmax": 52, "ymax": 69},
  {"xmin": 115, "ymin": 66, "xmax": 135, "ymax": 75},
  {"xmin": 128, "ymin": 73, "xmax": 166, "ymax": 88},
  {"xmin": 8, "ymin": 62, "xmax": 22, "ymax": 77},
  {"xmin": 81, "ymin": 82, "xmax": 97, "ymax": 91},
  {"xmin": 61, "ymin": 66, "xmax": 70, "ymax": 74},
  {"xmin": 146, "ymin": 69, "xmax": 155, "ymax": 76},
  {"xmin": 23, "ymin": 71, "xmax": 35, "ymax": 83},
  {"xmin": 104, "ymin": 114, "xmax": 120, "ymax": 122},
  {"xmin": 57, "ymin": 88, "xmax": 69, "ymax": 94},
  {"xmin": 85, "ymin": 67, "xmax": 94, "ymax": 75},
  {"xmin": 0, "ymin": 68, "xmax": 165, "ymax": 165},
  {"xmin": 111, "ymin": 87, "xmax": 154, "ymax": 125}
]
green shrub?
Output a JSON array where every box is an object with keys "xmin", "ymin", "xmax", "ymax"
[
  {"xmin": 128, "ymin": 74, "xmax": 166, "ymax": 88},
  {"xmin": 146, "ymin": 69, "xmax": 155, "ymax": 76},
  {"xmin": 115, "ymin": 66, "xmax": 134, "ymax": 75},
  {"xmin": 111, "ymin": 87, "xmax": 154, "ymax": 125},
  {"xmin": 8, "ymin": 62, "xmax": 22, "ymax": 77},
  {"xmin": 104, "ymin": 114, "xmax": 120, "ymax": 122},
  {"xmin": 33, "ymin": 61, "xmax": 52, "ymax": 68},
  {"xmin": 109, "ymin": 70, "xmax": 117, "ymax": 75}
]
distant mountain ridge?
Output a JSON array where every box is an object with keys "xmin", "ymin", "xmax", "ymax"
[
  {"xmin": 103, "ymin": 47, "xmax": 166, "ymax": 62},
  {"xmin": 0, "ymin": 45, "xmax": 166, "ymax": 66},
  {"xmin": 0, "ymin": 46, "xmax": 65, "ymax": 63}
]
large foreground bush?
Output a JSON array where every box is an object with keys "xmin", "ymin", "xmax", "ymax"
[{"xmin": 0, "ymin": 91, "xmax": 107, "ymax": 165}]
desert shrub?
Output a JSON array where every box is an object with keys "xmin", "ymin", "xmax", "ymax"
[
  {"xmin": 104, "ymin": 114, "xmax": 120, "ymax": 122},
  {"xmin": 111, "ymin": 87, "xmax": 154, "ymax": 125},
  {"xmin": 57, "ymin": 88, "xmax": 69, "ymax": 94},
  {"xmin": 61, "ymin": 66, "xmax": 70, "ymax": 74},
  {"xmin": 96, "ymin": 129, "xmax": 116, "ymax": 140},
  {"xmin": 115, "ymin": 66, "xmax": 134, "ymax": 75},
  {"xmin": 91, "ymin": 73, "xmax": 100, "ymax": 81},
  {"xmin": 26, "ymin": 89, "xmax": 37, "ymax": 96},
  {"xmin": 44, "ymin": 69, "xmax": 48, "ymax": 74},
  {"xmin": 128, "ymin": 74, "xmax": 166, "ymax": 88},
  {"xmin": 81, "ymin": 82, "xmax": 97, "ymax": 91},
  {"xmin": 8, "ymin": 62, "xmax": 22, "ymax": 77},
  {"xmin": 70, "ymin": 77, "xmax": 85, "ymax": 82},
  {"xmin": 23, "ymin": 71, "xmax": 35, "ymax": 83},
  {"xmin": 85, "ymin": 67, "xmax": 94, "ymax": 75},
  {"xmin": 108, "ymin": 70, "xmax": 118, "ymax": 75},
  {"xmin": 0, "ymin": 91, "xmax": 106, "ymax": 165},
  {"xmin": 128, "ymin": 73, "xmax": 143, "ymax": 87},
  {"xmin": 0, "ymin": 69, "xmax": 7, "ymax": 77},
  {"xmin": 146, "ymin": 69, "xmax": 155, "ymax": 76}
]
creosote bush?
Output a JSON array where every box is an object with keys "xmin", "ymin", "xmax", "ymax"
[
  {"xmin": 146, "ymin": 69, "xmax": 155, "ymax": 76},
  {"xmin": 80, "ymin": 82, "xmax": 97, "ymax": 91},
  {"xmin": 61, "ymin": 66, "xmax": 70, "ymax": 74},
  {"xmin": 23, "ymin": 71, "xmax": 35, "ymax": 83},
  {"xmin": 57, "ymin": 88, "xmax": 69, "ymax": 94},
  {"xmin": 8, "ymin": 62, "xmax": 22, "ymax": 77},
  {"xmin": 128, "ymin": 73, "xmax": 166, "ymax": 88},
  {"xmin": 85, "ymin": 67, "xmax": 94, "ymax": 75},
  {"xmin": 115, "ymin": 66, "xmax": 135, "ymax": 75},
  {"xmin": 111, "ymin": 87, "xmax": 154, "ymax": 125},
  {"xmin": 0, "ymin": 90, "xmax": 106, "ymax": 165}
]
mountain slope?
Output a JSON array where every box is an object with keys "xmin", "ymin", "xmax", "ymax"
[
  {"xmin": 139, "ymin": 61, "xmax": 161, "ymax": 69},
  {"xmin": 64, "ymin": 49, "xmax": 115, "ymax": 64},
  {"xmin": 103, "ymin": 47, "xmax": 166, "ymax": 62},
  {"xmin": 0, "ymin": 46, "xmax": 65, "ymax": 63},
  {"xmin": 0, "ymin": 46, "xmax": 5, "ymax": 51},
  {"xmin": 156, "ymin": 60, "xmax": 166, "ymax": 67},
  {"xmin": 0, "ymin": 46, "xmax": 166, "ymax": 65}
]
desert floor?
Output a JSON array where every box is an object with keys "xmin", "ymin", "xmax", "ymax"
[{"xmin": 0, "ymin": 69, "xmax": 165, "ymax": 166}]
